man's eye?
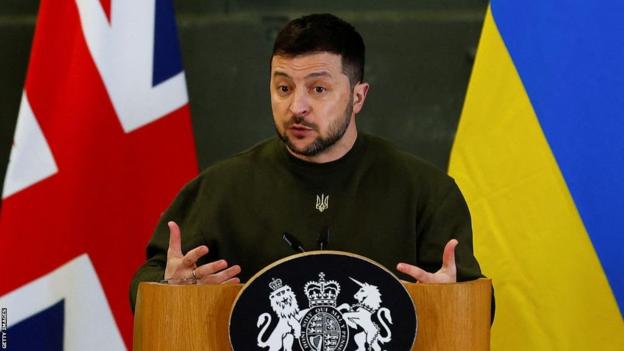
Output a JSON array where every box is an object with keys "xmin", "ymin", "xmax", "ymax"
[
  {"xmin": 278, "ymin": 85, "xmax": 289, "ymax": 93},
  {"xmin": 314, "ymin": 86, "xmax": 326, "ymax": 94}
]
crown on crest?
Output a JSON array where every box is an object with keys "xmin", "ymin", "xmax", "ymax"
[
  {"xmin": 304, "ymin": 272, "xmax": 341, "ymax": 307},
  {"xmin": 269, "ymin": 278, "xmax": 283, "ymax": 291}
]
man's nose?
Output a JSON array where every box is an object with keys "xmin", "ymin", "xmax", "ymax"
[{"xmin": 289, "ymin": 88, "xmax": 310, "ymax": 116}]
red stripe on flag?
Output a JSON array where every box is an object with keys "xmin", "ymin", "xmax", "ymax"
[{"xmin": 100, "ymin": 0, "xmax": 112, "ymax": 22}]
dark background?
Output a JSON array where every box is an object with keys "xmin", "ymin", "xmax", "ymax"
[{"xmin": 0, "ymin": 0, "xmax": 488, "ymax": 191}]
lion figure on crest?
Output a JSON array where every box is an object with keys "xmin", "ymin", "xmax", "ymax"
[
  {"xmin": 257, "ymin": 280, "xmax": 307, "ymax": 351},
  {"xmin": 338, "ymin": 278, "xmax": 393, "ymax": 351}
]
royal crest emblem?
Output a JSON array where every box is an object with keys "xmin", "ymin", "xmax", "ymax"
[
  {"xmin": 229, "ymin": 251, "xmax": 417, "ymax": 351},
  {"xmin": 315, "ymin": 194, "xmax": 329, "ymax": 213},
  {"xmin": 254, "ymin": 273, "xmax": 392, "ymax": 351}
]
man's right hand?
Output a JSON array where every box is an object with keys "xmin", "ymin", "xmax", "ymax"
[{"xmin": 164, "ymin": 221, "xmax": 241, "ymax": 284}]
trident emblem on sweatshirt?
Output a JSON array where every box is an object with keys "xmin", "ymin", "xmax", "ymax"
[{"xmin": 316, "ymin": 194, "xmax": 329, "ymax": 213}]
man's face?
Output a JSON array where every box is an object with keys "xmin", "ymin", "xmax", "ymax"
[{"xmin": 270, "ymin": 52, "xmax": 367, "ymax": 162}]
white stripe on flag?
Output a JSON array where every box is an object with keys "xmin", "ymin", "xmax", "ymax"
[
  {"xmin": 2, "ymin": 92, "xmax": 58, "ymax": 199},
  {"xmin": 0, "ymin": 254, "xmax": 126, "ymax": 350}
]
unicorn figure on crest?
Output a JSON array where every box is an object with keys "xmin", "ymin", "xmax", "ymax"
[{"xmin": 337, "ymin": 278, "xmax": 393, "ymax": 351}]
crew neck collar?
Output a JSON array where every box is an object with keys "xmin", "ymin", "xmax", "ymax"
[{"xmin": 280, "ymin": 133, "xmax": 366, "ymax": 172}]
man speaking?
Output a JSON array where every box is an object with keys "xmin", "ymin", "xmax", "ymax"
[{"xmin": 130, "ymin": 13, "xmax": 484, "ymax": 307}]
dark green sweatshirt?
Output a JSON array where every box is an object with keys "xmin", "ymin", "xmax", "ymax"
[{"xmin": 130, "ymin": 134, "xmax": 484, "ymax": 307}]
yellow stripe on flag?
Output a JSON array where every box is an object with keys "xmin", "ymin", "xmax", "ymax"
[{"xmin": 449, "ymin": 8, "xmax": 624, "ymax": 350}]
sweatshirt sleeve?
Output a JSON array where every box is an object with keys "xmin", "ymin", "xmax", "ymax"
[
  {"xmin": 129, "ymin": 176, "xmax": 206, "ymax": 310},
  {"xmin": 415, "ymin": 179, "xmax": 484, "ymax": 282}
]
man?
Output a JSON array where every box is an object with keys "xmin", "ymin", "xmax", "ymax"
[{"xmin": 130, "ymin": 13, "xmax": 484, "ymax": 307}]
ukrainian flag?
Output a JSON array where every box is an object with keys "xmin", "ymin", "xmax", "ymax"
[{"xmin": 449, "ymin": 2, "xmax": 624, "ymax": 350}]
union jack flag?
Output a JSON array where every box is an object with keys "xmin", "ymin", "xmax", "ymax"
[{"xmin": 0, "ymin": 0, "xmax": 197, "ymax": 349}]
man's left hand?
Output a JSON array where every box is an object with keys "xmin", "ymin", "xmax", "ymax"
[{"xmin": 396, "ymin": 239, "xmax": 458, "ymax": 283}]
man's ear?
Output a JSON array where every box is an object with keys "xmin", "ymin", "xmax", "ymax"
[{"xmin": 353, "ymin": 82, "xmax": 370, "ymax": 114}]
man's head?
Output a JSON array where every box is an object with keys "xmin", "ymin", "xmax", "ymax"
[
  {"xmin": 272, "ymin": 13, "xmax": 365, "ymax": 87},
  {"xmin": 270, "ymin": 14, "xmax": 369, "ymax": 163}
]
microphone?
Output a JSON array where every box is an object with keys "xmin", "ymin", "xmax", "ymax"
[
  {"xmin": 318, "ymin": 225, "xmax": 329, "ymax": 250},
  {"xmin": 282, "ymin": 232, "xmax": 305, "ymax": 253}
]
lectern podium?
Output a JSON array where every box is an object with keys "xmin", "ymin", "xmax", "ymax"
[{"xmin": 133, "ymin": 279, "xmax": 491, "ymax": 350}]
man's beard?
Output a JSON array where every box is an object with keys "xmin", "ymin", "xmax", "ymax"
[{"xmin": 277, "ymin": 100, "xmax": 353, "ymax": 157}]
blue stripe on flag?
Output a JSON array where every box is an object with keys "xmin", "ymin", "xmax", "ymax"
[
  {"xmin": 152, "ymin": 0, "xmax": 183, "ymax": 86},
  {"xmin": 8, "ymin": 299, "xmax": 65, "ymax": 350},
  {"xmin": 491, "ymin": 0, "xmax": 624, "ymax": 314}
]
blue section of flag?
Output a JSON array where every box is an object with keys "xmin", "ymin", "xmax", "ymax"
[
  {"xmin": 491, "ymin": 1, "xmax": 624, "ymax": 314},
  {"xmin": 8, "ymin": 299, "xmax": 64, "ymax": 350},
  {"xmin": 152, "ymin": 0, "xmax": 183, "ymax": 86}
]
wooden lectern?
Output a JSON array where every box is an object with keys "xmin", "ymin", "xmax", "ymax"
[{"xmin": 133, "ymin": 278, "xmax": 491, "ymax": 350}]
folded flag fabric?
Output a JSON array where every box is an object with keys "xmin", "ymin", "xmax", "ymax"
[
  {"xmin": 0, "ymin": 0, "xmax": 197, "ymax": 349},
  {"xmin": 449, "ymin": 2, "xmax": 624, "ymax": 350}
]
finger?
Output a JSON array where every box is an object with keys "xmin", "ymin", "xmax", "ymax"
[
  {"xmin": 442, "ymin": 239, "xmax": 459, "ymax": 270},
  {"xmin": 167, "ymin": 221, "xmax": 182, "ymax": 258},
  {"xmin": 396, "ymin": 263, "xmax": 432, "ymax": 282},
  {"xmin": 197, "ymin": 262, "xmax": 241, "ymax": 279},
  {"xmin": 181, "ymin": 245, "xmax": 209, "ymax": 267},
  {"xmin": 195, "ymin": 259, "xmax": 228, "ymax": 276},
  {"xmin": 200, "ymin": 264, "xmax": 242, "ymax": 284}
]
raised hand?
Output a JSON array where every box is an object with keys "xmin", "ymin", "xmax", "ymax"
[
  {"xmin": 164, "ymin": 221, "xmax": 241, "ymax": 284},
  {"xmin": 396, "ymin": 239, "xmax": 458, "ymax": 283}
]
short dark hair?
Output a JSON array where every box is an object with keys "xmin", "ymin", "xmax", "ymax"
[{"xmin": 272, "ymin": 13, "xmax": 365, "ymax": 86}]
